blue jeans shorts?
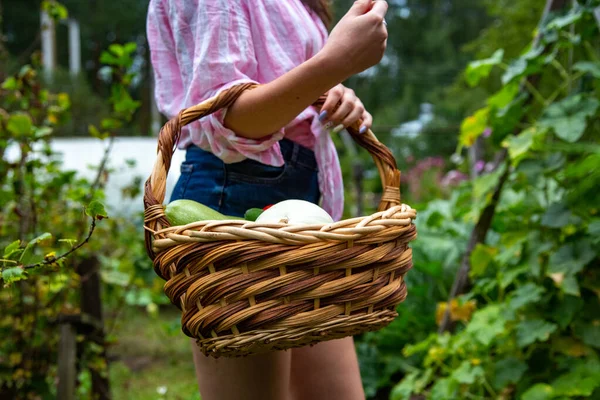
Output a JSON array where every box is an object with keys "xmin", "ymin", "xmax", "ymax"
[{"xmin": 170, "ymin": 139, "xmax": 321, "ymax": 217}]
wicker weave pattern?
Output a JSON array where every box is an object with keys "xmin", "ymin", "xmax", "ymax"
[{"xmin": 143, "ymin": 84, "xmax": 417, "ymax": 357}]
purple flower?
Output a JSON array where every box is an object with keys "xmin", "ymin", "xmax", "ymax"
[
  {"xmin": 475, "ymin": 160, "xmax": 485, "ymax": 173},
  {"xmin": 441, "ymin": 170, "xmax": 468, "ymax": 187},
  {"xmin": 483, "ymin": 128, "xmax": 492, "ymax": 138}
]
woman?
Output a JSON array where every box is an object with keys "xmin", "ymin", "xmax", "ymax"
[{"xmin": 147, "ymin": 1, "xmax": 388, "ymax": 399}]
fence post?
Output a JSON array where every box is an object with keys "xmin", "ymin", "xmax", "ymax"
[{"xmin": 57, "ymin": 322, "xmax": 77, "ymax": 400}]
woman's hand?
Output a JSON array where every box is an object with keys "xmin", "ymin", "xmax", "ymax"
[
  {"xmin": 320, "ymin": 0, "xmax": 388, "ymax": 79},
  {"xmin": 319, "ymin": 84, "xmax": 372, "ymax": 134}
]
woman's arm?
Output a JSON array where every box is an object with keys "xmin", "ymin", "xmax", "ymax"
[{"xmin": 224, "ymin": 0, "xmax": 389, "ymax": 139}]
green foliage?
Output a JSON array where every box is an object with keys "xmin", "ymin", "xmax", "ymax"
[
  {"xmin": 388, "ymin": 2, "xmax": 600, "ymax": 399},
  {"xmin": 0, "ymin": 16, "xmax": 152, "ymax": 394}
]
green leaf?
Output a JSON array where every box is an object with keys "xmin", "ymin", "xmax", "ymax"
[
  {"xmin": 429, "ymin": 378, "xmax": 457, "ymax": 400},
  {"xmin": 450, "ymin": 361, "xmax": 484, "ymax": 384},
  {"xmin": 508, "ymin": 283, "xmax": 545, "ymax": 310},
  {"xmin": 7, "ymin": 113, "xmax": 33, "ymax": 137},
  {"xmin": 492, "ymin": 357, "xmax": 528, "ymax": 390},
  {"xmin": 502, "ymin": 58, "xmax": 527, "ymax": 85},
  {"xmin": 522, "ymin": 384, "xmax": 554, "ymax": 400},
  {"xmin": 2, "ymin": 76, "xmax": 18, "ymax": 90},
  {"xmin": 100, "ymin": 270, "xmax": 130, "ymax": 287},
  {"xmin": 573, "ymin": 61, "xmax": 600, "ymax": 78},
  {"xmin": 573, "ymin": 321, "xmax": 600, "ymax": 349},
  {"xmin": 502, "ymin": 127, "xmax": 546, "ymax": 167},
  {"xmin": 4, "ymin": 240, "xmax": 21, "ymax": 259},
  {"xmin": 34, "ymin": 127, "xmax": 53, "ymax": 139},
  {"xmin": 465, "ymin": 49, "xmax": 504, "ymax": 87},
  {"xmin": 1, "ymin": 267, "xmax": 27, "ymax": 285},
  {"xmin": 100, "ymin": 51, "xmax": 120, "ymax": 66},
  {"xmin": 469, "ymin": 244, "xmax": 498, "ymax": 277},
  {"xmin": 539, "ymin": 95, "xmax": 599, "ymax": 143},
  {"xmin": 588, "ymin": 220, "xmax": 600, "ymax": 239},
  {"xmin": 108, "ymin": 43, "xmax": 125, "ymax": 57},
  {"xmin": 516, "ymin": 319, "xmax": 557, "ymax": 347},
  {"xmin": 88, "ymin": 124, "xmax": 109, "ymax": 140},
  {"xmin": 551, "ymin": 359, "xmax": 600, "ymax": 396},
  {"xmin": 548, "ymin": 241, "xmax": 595, "ymax": 275},
  {"xmin": 101, "ymin": 118, "xmax": 122, "ymax": 130},
  {"xmin": 541, "ymin": 203, "xmax": 580, "ymax": 228},
  {"xmin": 553, "ymin": 296, "xmax": 583, "ymax": 329},
  {"xmin": 390, "ymin": 371, "xmax": 419, "ymax": 400},
  {"xmin": 561, "ymin": 275, "xmax": 580, "ymax": 296},
  {"xmin": 473, "ymin": 163, "xmax": 507, "ymax": 206},
  {"xmin": 488, "ymin": 81, "xmax": 520, "ymax": 110},
  {"xmin": 547, "ymin": 9, "xmax": 583, "ymax": 29},
  {"xmin": 466, "ymin": 305, "xmax": 507, "ymax": 346},
  {"xmin": 20, "ymin": 233, "xmax": 53, "ymax": 264},
  {"xmin": 123, "ymin": 42, "xmax": 137, "ymax": 55},
  {"xmin": 459, "ymin": 107, "xmax": 489, "ymax": 147},
  {"xmin": 85, "ymin": 201, "xmax": 108, "ymax": 220}
]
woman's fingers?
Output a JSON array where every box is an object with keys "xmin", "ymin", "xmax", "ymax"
[
  {"xmin": 319, "ymin": 85, "xmax": 344, "ymax": 123},
  {"xmin": 320, "ymin": 85, "xmax": 371, "ymax": 134},
  {"xmin": 359, "ymin": 110, "xmax": 373, "ymax": 134}
]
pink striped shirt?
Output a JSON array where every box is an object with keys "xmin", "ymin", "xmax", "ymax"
[{"xmin": 147, "ymin": 0, "xmax": 344, "ymax": 220}]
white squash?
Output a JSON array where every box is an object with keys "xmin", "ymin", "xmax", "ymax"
[{"xmin": 255, "ymin": 200, "xmax": 334, "ymax": 225}]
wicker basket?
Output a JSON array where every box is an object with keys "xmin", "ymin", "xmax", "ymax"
[{"xmin": 143, "ymin": 83, "xmax": 417, "ymax": 358}]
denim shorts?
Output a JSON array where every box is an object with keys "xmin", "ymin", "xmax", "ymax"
[{"xmin": 170, "ymin": 139, "xmax": 320, "ymax": 217}]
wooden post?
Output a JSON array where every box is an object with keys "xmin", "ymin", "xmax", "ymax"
[
  {"xmin": 57, "ymin": 322, "xmax": 77, "ymax": 400},
  {"xmin": 77, "ymin": 257, "xmax": 111, "ymax": 400}
]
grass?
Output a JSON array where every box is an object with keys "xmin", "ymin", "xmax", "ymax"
[{"xmin": 107, "ymin": 306, "xmax": 200, "ymax": 400}]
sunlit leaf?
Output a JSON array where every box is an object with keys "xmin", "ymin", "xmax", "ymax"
[
  {"xmin": 1, "ymin": 267, "xmax": 27, "ymax": 285},
  {"xmin": 469, "ymin": 244, "xmax": 498, "ymax": 277},
  {"xmin": 7, "ymin": 113, "xmax": 33, "ymax": 137},
  {"xmin": 459, "ymin": 107, "xmax": 489, "ymax": 147},
  {"xmin": 522, "ymin": 384, "xmax": 554, "ymax": 400},
  {"xmin": 502, "ymin": 127, "xmax": 546, "ymax": 166},
  {"xmin": 2, "ymin": 77, "xmax": 18, "ymax": 90},
  {"xmin": 487, "ymin": 81, "xmax": 520, "ymax": 109},
  {"xmin": 465, "ymin": 49, "xmax": 504, "ymax": 87},
  {"xmin": 85, "ymin": 201, "xmax": 108, "ymax": 220}
]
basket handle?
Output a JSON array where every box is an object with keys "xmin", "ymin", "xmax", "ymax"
[{"xmin": 143, "ymin": 83, "xmax": 401, "ymax": 257}]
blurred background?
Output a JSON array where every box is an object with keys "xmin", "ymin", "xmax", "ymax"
[{"xmin": 1, "ymin": 0, "xmax": 599, "ymax": 399}]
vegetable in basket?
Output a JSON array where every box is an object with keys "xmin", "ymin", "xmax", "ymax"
[
  {"xmin": 255, "ymin": 199, "xmax": 334, "ymax": 225},
  {"xmin": 164, "ymin": 199, "xmax": 243, "ymax": 225}
]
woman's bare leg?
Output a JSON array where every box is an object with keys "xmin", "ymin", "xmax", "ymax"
[
  {"xmin": 289, "ymin": 337, "xmax": 365, "ymax": 400},
  {"xmin": 191, "ymin": 340, "xmax": 292, "ymax": 400}
]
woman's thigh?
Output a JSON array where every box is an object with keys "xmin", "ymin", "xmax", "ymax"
[
  {"xmin": 290, "ymin": 337, "xmax": 365, "ymax": 400},
  {"xmin": 191, "ymin": 342, "xmax": 292, "ymax": 400}
]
